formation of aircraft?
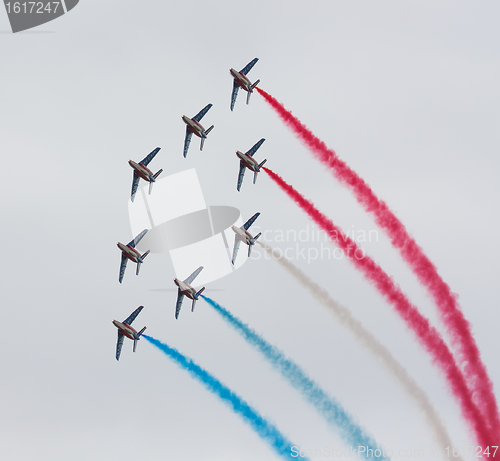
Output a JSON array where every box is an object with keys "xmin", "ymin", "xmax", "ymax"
[
  {"xmin": 231, "ymin": 212, "xmax": 261, "ymax": 265},
  {"xmin": 236, "ymin": 138, "xmax": 267, "ymax": 191},
  {"xmin": 114, "ymin": 58, "xmax": 267, "ymax": 359},
  {"xmin": 230, "ymin": 58, "xmax": 260, "ymax": 111},
  {"xmin": 129, "ymin": 147, "xmax": 163, "ymax": 202},
  {"xmin": 117, "ymin": 229, "xmax": 150, "ymax": 283},
  {"xmin": 113, "ymin": 305, "xmax": 147, "ymax": 361},
  {"xmin": 173, "ymin": 266, "xmax": 206, "ymax": 319},
  {"xmin": 182, "ymin": 104, "xmax": 214, "ymax": 158}
]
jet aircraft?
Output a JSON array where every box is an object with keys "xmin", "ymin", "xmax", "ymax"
[
  {"xmin": 129, "ymin": 147, "xmax": 163, "ymax": 202},
  {"xmin": 182, "ymin": 104, "xmax": 214, "ymax": 157},
  {"xmin": 231, "ymin": 213, "xmax": 261, "ymax": 264},
  {"xmin": 112, "ymin": 305, "xmax": 147, "ymax": 361},
  {"xmin": 230, "ymin": 58, "xmax": 260, "ymax": 111},
  {"xmin": 236, "ymin": 138, "xmax": 267, "ymax": 191},
  {"xmin": 173, "ymin": 266, "xmax": 206, "ymax": 319},
  {"xmin": 117, "ymin": 229, "xmax": 150, "ymax": 283}
]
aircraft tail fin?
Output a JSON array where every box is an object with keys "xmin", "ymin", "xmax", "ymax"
[
  {"xmin": 133, "ymin": 327, "xmax": 146, "ymax": 353},
  {"xmin": 201, "ymin": 125, "xmax": 214, "ymax": 151},
  {"xmin": 253, "ymin": 159, "xmax": 267, "ymax": 184},
  {"xmin": 192, "ymin": 287, "xmax": 206, "ymax": 311},
  {"xmin": 136, "ymin": 250, "xmax": 150, "ymax": 275},
  {"xmin": 148, "ymin": 170, "xmax": 162, "ymax": 195},
  {"xmin": 247, "ymin": 80, "xmax": 260, "ymax": 104},
  {"xmin": 248, "ymin": 233, "xmax": 262, "ymax": 256}
]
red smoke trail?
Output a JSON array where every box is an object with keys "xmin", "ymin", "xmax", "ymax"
[
  {"xmin": 262, "ymin": 166, "xmax": 492, "ymax": 445},
  {"xmin": 256, "ymin": 87, "xmax": 500, "ymax": 435}
]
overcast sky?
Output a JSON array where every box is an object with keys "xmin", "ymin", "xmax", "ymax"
[{"xmin": 1, "ymin": 1, "xmax": 499, "ymax": 460}]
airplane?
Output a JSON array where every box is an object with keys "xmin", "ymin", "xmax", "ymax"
[
  {"xmin": 112, "ymin": 305, "xmax": 147, "ymax": 361},
  {"xmin": 182, "ymin": 104, "xmax": 214, "ymax": 158},
  {"xmin": 173, "ymin": 266, "xmax": 206, "ymax": 319},
  {"xmin": 230, "ymin": 58, "xmax": 260, "ymax": 111},
  {"xmin": 129, "ymin": 147, "xmax": 163, "ymax": 202},
  {"xmin": 231, "ymin": 212, "xmax": 261, "ymax": 265},
  {"xmin": 117, "ymin": 229, "xmax": 150, "ymax": 283},
  {"xmin": 236, "ymin": 138, "xmax": 267, "ymax": 191}
]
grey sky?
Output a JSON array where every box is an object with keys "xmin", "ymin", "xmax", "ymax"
[{"xmin": 1, "ymin": 1, "xmax": 499, "ymax": 460}]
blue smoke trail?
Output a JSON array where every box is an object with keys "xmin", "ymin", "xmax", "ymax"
[
  {"xmin": 201, "ymin": 296, "xmax": 388, "ymax": 460},
  {"xmin": 142, "ymin": 334, "xmax": 309, "ymax": 461}
]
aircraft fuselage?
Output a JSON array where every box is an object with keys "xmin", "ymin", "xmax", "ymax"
[
  {"xmin": 236, "ymin": 151, "xmax": 260, "ymax": 171},
  {"xmin": 182, "ymin": 116, "xmax": 205, "ymax": 138},
  {"xmin": 112, "ymin": 320, "xmax": 138, "ymax": 340},
  {"xmin": 174, "ymin": 278, "xmax": 197, "ymax": 300},
  {"xmin": 129, "ymin": 160, "xmax": 153, "ymax": 181},
  {"xmin": 117, "ymin": 243, "xmax": 141, "ymax": 263},
  {"xmin": 230, "ymin": 68, "xmax": 252, "ymax": 91},
  {"xmin": 232, "ymin": 226, "xmax": 253, "ymax": 245}
]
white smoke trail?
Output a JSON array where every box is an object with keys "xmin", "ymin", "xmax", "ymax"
[{"xmin": 258, "ymin": 241, "xmax": 460, "ymax": 459}]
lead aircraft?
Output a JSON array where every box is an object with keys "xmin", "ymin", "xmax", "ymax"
[
  {"xmin": 117, "ymin": 229, "xmax": 150, "ymax": 283},
  {"xmin": 236, "ymin": 138, "xmax": 267, "ymax": 191},
  {"xmin": 173, "ymin": 266, "xmax": 206, "ymax": 319},
  {"xmin": 231, "ymin": 213, "xmax": 261, "ymax": 264},
  {"xmin": 230, "ymin": 58, "xmax": 260, "ymax": 111},
  {"xmin": 182, "ymin": 104, "xmax": 214, "ymax": 158},
  {"xmin": 112, "ymin": 305, "xmax": 147, "ymax": 361},
  {"xmin": 129, "ymin": 147, "xmax": 163, "ymax": 202}
]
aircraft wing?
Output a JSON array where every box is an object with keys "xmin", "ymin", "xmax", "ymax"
[
  {"xmin": 184, "ymin": 266, "xmax": 204, "ymax": 284},
  {"xmin": 119, "ymin": 253, "xmax": 128, "ymax": 283},
  {"xmin": 183, "ymin": 126, "xmax": 192, "ymax": 158},
  {"xmin": 231, "ymin": 238, "xmax": 241, "ymax": 265},
  {"xmin": 128, "ymin": 229, "xmax": 148, "ymax": 248},
  {"xmin": 123, "ymin": 305, "xmax": 144, "ymax": 325},
  {"xmin": 237, "ymin": 161, "xmax": 246, "ymax": 192},
  {"xmin": 245, "ymin": 138, "xmax": 265, "ymax": 157},
  {"xmin": 175, "ymin": 290, "xmax": 185, "ymax": 319},
  {"xmin": 230, "ymin": 80, "xmax": 239, "ymax": 111},
  {"xmin": 192, "ymin": 103, "xmax": 213, "ymax": 122},
  {"xmin": 140, "ymin": 147, "xmax": 161, "ymax": 167},
  {"xmin": 239, "ymin": 58, "xmax": 258, "ymax": 75},
  {"xmin": 130, "ymin": 171, "xmax": 140, "ymax": 202},
  {"xmin": 242, "ymin": 212, "xmax": 260, "ymax": 231},
  {"xmin": 116, "ymin": 331, "xmax": 124, "ymax": 361}
]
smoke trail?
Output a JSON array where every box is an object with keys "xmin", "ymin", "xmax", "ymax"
[
  {"xmin": 257, "ymin": 241, "xmax": 461, "ymax": 457},
  {"xmin": 201, "ymin": 295, "xmax": 389, "ymax": 460},
  {"xmin": 262, "ymin": 167, "xmax": 491, "ymax": 445},
  {"xmin": 143, "ymin": 334, "xmax": 308, "ymax": 460},
  {"xmin": 256, "ymin": 87, "xmax": 499, "ymax": 435}
]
